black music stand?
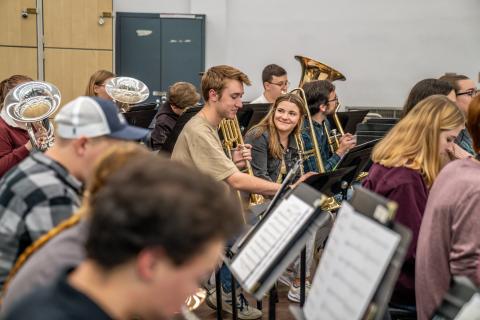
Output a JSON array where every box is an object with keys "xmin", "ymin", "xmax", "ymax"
[
  {"xmin": 227, "ymin": 183, "xmax": 331, "ymax": 320},
  {"xmin": 327, "ymin": 110, "xmax": 369, "ymax": 134},
  {"xmin": 236, "ymin": 103, "xmax": 271, "ymax": 133},
  {"xmin": 162, "ymin": 106, "xmax": 202, "ymax": 153},
  {"xmin": 290, "ymin": 186, "xmax": 412, "ymax": 320},
  {"xmin": 334, "ymin": 138, "xmax": 381, "ymax": 185},
  {"xmin": 304, "ymin": 165, "xmax": 358, "ymax": 198}
]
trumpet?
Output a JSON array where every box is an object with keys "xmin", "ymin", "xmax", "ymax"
[{"xmin": 4, "ymin": 81, "xmax": 61, "ymax": 151}]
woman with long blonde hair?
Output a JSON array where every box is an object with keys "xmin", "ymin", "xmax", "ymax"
[
  {"xmin": 245, "ymin": 93, "xmax": 305, "ymax": 183},
  {"xmin": 416, "ymin": 95, "xmax": 480, "ymax": 320},
  {"xmin": 245, "ymin": 93, "xmax": 311, "ymax": 303},
  {"xmin": 362, "ymin": 95, "xmax": 465, "ymax": 309}
]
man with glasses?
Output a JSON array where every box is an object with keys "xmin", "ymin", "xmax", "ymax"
[
  {"xmin": 301, "ymin": 80, "xmax": 356, "ymax": 172},
  {"xmin": 251, "ymin": 64, "xmax": 289, "ymax": 104},
  {"xmin": 440, "ymin": 74, "xmax": 479, "ymax": 155}
]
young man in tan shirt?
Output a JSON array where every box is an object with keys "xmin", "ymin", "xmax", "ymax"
[{"xmin": 172, "ymin": 65, "xmax": 282, "ymax": 196}]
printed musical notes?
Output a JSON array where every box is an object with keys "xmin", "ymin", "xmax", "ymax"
[
  {"xmin": 230, "ymin": 194, "xmax": 314, "ymax": 291},
  {"xmin": 304, "ymin": 202, "xmax": 400, "ymax": 320}
]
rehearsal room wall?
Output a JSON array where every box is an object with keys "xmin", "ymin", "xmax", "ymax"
[{"xmin": 113, "ymin": 0, "xmax": 480, "ymax": 109}]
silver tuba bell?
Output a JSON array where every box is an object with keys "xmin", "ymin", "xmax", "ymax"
[
  {"xmin": 4, "ymin": 81, "xmax": 61, "ymax": 151},
  {"xmin": 105, "ymin": 76, "xmax": 149, "ymax": 112}
]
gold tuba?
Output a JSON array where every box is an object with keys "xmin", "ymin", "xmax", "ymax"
[
  {"xmin": 4, "ymin": 81, "xmax": 61, "ymax": 151},
  {"xmin": 219, "ymin": 117, "xmax": 265, "ymax": 207},
  {"xmin": 295, "ymin": 55, "xmax": 346, "ymax": 153},
  {"xmin": 105, "ymin": 76, "xmax": 149, "ymax": 112}
]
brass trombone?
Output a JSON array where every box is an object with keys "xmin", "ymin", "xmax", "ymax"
[
  {"xmin": 219, "ymin": 117, "xmax": 265, "ymax": 207},
  {"xmin": 289, "ymin": 88, "xmax": 341, "ymax": 211}
]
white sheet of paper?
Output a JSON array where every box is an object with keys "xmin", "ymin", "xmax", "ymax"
[
  {"xmin": 230, "ymin": 194, "xmax": 314, "ymax": 291},
  {"xmin": 304, "ymin": 202, "xmax": 400, "ymax": 320},
  {"xmin": 455, "ymin": 293, "xmax": 480, "ymax": 320}
]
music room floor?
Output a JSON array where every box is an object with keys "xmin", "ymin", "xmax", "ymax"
[{"xmin": 194, "ymin": 283, "xmax": 296, "ymax": 320}]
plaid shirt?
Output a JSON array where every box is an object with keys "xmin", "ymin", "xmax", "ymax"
[
  {"xmin": 0, "ymin": 152, "xmax": 82, "ymax": 286},
  {"xmin": 301, "ymin": 119, "xmax": 340, "ymax": 173},
  {"xmin": 456, "ymin": 128, "xmax": 475, "ymax": 155}
]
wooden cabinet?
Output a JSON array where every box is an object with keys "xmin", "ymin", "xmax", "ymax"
[
  {"xmin": 45, "ymin": 48, "xmax": 112, "ymax": 104},
  {"xmin": 43, "ymin": 0, "xmax": 112, "ymax": 50},
  {"xmin": 0, "ymin": 0, "xmax": 113, "ymax": 106},
  {"xmin": 0, "ymin": 0, "xmax": 37, "ymax": 47}
]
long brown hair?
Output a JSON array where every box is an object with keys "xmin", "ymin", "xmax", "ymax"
[
  {"xmin": 372, "ymin": 95, "xmax": 464, "ymax": 187},
  {"xmin": 0, "ymin": 75, "xmax": 34, "ymax": 110},
  {"xmin": 247, "ymin": 93, "xmax": 305, "ymax": 159},
  {"xmin": 85, "ymin": 70, "xmax": 115, "ymax": 97}
]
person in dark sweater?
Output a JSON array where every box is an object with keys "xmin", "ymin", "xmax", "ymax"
[
  {"xmin": 151, "ymin": 81, "xmax": 201, "ymax": 150},
  {"xmin": 2, "ymin": 154, "xmax": 243, "ymax": 320},
  {"xmin": 0, "ymin": 75, "xmax": 34, "ymax": 178},
  {"xmin": 363, "ymin": 95, "xmax": 464, "ymax": 308}
]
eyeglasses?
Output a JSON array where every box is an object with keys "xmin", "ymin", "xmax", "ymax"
[
  {"xmin": 457, "ymin": 89, "xmax": 478, "ymax": 97},
  {"xmin": 269, "ymin": 81, "xmax": 290, "ymax": 88},
  {"xmin": 327, "ymin": 97, "xmax": 339, "ymax": 105}
]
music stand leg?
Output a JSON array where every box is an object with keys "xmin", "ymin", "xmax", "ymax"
[
  {"xmin": 300, "ymin": 247, "xmax": 306, "ymax": 307},
  {"xmin": 215, "ymin": 269, "xmax": 223, "ymax": 320},
  {"xmin": 257, "ymin": 299, "xmax": 263, "ymax": 310},
  {"xmin": 269, "ymin": 286, "xmax": 277, "ymax": 320},
  {"xmin": 231, "ymin": 276, "xmax": 238, "ymax": 320}
]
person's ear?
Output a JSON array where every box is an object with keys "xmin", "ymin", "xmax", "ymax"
[
  {"xmin": 93, "ymin": 85, "xmax": 101, "ymax": 95},
  {"xmin": 319, "ymin": 104, "xmax": 327, "ymax": 113},
  {"xmin": 208, "ymin": 89, "xmax": 218, "ymax": 102},
  {"xmin": 72, "ymin": 136, "xmax": 88, "ymax": 157},
  {"xmin": 263, "ymin": 81, "xmax": 270, "ymax": 91},
  {"xmin": 137, "ymin": 248, "xmax": 167, "ymax": 281}
]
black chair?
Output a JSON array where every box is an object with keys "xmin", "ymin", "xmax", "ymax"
[
  {"xmin": 123, "ymin": 108, "xmax": 158, "ymax": 128},
  {"xmin": 357, "ymin": 123, "xmax": 395, "ymax": 133},
  {"xmin": 366, "ymin": 118, "xmax": 399, "ymax": 125}
]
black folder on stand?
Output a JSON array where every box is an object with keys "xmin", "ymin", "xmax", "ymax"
[
  {"xmin": 290, "ymin": 186, "xmax": 412, "ymax": 320},
  {"xmin": 227, "ymin": 183, "xmax": 331, "ymax": 300}
]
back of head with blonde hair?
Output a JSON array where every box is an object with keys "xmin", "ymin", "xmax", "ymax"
[
  {"xmin": 83, "ymin": 142, "xmax": 151, "ymax": 209},
  {"xmin": 372, "ymin": 95, "xmax": 464, "ymax": 186},
  {"xmin": 168, "ymin": 82, "xmax": 201, "ymax": 110}
]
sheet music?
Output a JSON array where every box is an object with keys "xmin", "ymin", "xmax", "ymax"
[
  {"xmin": 230, "ymin": 194, "xmax": 314, "ymax": 291},
  {"xmin": 455, "ymin": 293, "xmax": 480, "ymax": 320},
  {"xmin": 304, "ymin": 202, "xmax": 400, "ymax": 320}
]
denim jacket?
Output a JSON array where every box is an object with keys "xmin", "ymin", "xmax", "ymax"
[{"xmin": 301, "ymin": 119, "xmax": 340, "ymax": 173}]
